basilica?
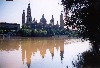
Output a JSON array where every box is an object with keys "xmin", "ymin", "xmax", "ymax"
[{"xmin": 22, "ymin": 3, "xmax": 64, "ymax": 29}]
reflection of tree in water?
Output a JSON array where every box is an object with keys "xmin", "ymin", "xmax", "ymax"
[
  {"xmin": 0, "ymin": 39, "xmax": 20, "ymax": 51},
  {"xmin": 61, "ymin": 0, "xmax": 100, "ymax": 67}
]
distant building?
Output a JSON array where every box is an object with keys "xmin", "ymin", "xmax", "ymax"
[
  {"xmin": 22, "ymin": 3, "xmax": 36, "ymax": 28},
  {"xmin": 53, "ymin": 21, "xmax": 59, "ymax": 29},
  {"xmin": 40, "ymin": 14, "xmax": 47, "ymax": 25},
  {"xmin": 0, "ymin": 22, "xmax": 20, "ymax": 31},
  {"xmin": 60, "ymin": 13, "xmax": 64, "ymax": 28},
  {"xmin": 22, "ymin": 10, "xmax": 25, "ymax": 26},
  {"xmin": 33, "ymin": 18, "xmax": 36, "ymax": 23},
  {"xmin": 56, "ymin": 21, "xmax": 59, "ymax": 26},
  {"xmin": 50, "ymin": 15, "xmax": 54, "ymax": 26},
  {"xmin": 22, "ymin": 3, "xmax": 65, "ymax": 30},
  {"xmin": 26, "ymin": 3, "xmax": 32, "ymax": 24}
]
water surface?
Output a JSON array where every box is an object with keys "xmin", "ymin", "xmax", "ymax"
[{"xmin": 0, "ymin": 37, "xmax": 91, "ymax": 68}]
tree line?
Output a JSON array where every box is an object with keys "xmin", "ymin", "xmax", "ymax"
[{"xmin": 0, "ymin": 25, "xmax": 79, "ymax": 37}]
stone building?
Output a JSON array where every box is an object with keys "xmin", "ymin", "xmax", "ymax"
[
  {"xmin": 26, "ymin": 3, "xmax": 32, "ymax": 24},
  {"xmin": 22, "ymin": 3, "xmax": 65, "ymax": 30},
  {"xmin": 60, "ymin": 13, "xmax": 64, "ymax": 28},
  {"xmin": 50, "ymin": 15, "xmax": 54, "ymax": 26},
  {"xmin": 0, "ymin": 22, "xmax": 20, "ymax": 31},
  {"xmin": 22, "ymin": 10, "xmax": 25, "ymax": 26},
  {"xmin": 40, "ymin": 14, "xmax": 47, "ymax": 25}
]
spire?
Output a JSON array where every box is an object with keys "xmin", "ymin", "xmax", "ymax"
[
  {"xmin": 28, "ymin": 3, "xmax": 30, "ymax": 9},
  {"xmin": 50, "ymin": 15, "xmax": 54, "ymax": 26},
  {"xmin": 40, "ymin": 14, "xmax": 47, "ymax": 25},
  {"xmin": 22, "ymin": 10, "xmax": 25, "ymax": 26},
  {"xmin": 60, "ymin": 13, "xmax": 64, "ymax": 28},
  {"xmin": 28, "ymin": 3, "xmax": 30, "ymax": 5},
  {"xmin": 28, "ymin": 3, "xmax": 30, "ymax": 7},
  {"xmin": 61, "ymin": 12, "xmax": 63, "ymax": 15},
  {"xmin": 26, "ymin": 3, "xmax": 32, "ymax": 23},
  {"xmin": 57, "ymin": 21, "xmax": 59, "ymax": 25},
  {"xmin": 23, "ymin": 10, "xmax": 25, "ymax": 13},
  {"xmin": 42, "ymin": 14, "xmax": 44, "ymax": 18},
  {"xmin": 33, "ymin": 18, "xmax": 35, "ymax": 21},
  {"xmin": 52, "ymin": 15, "xmax": 53, "ymax": 19}
]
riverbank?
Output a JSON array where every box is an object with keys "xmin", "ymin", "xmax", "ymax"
[{"xmin": 0, "ymin": 35, "xmax": 80, "ymax": 40}]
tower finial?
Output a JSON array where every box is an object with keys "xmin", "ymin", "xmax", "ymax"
[
  {"xmin": 28, "ymin": 3, "xmax": 30, "ymax": 6},
  {"xmin": 52, "ymin": 15, "xmax": 53, "ymax": 18},
  {"xmin": 28, "ymin": 0, "xmax": 30, "ymax": 6},
  {"xmin": 42, "ymin": 14, "xmax": 44, "ymax": 18},
  {"xmin": 23, "ymin": 10, "xmax": 25, "ymax": 12}
]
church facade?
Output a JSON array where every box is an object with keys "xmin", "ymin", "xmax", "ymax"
[{"xmin": 22, "ymin": 3, "xmax": 64, "ymax": 29}]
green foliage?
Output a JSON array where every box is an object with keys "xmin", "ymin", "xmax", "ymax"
[
  {"xmin": 22, "ymin": 25, "xmax": 30, "ymax": 29},
  {"xmin": 0, "ymin": 30, "xmax": 3, "ymax": 34},
  {"xmin": 18, "ymin": 27, "xmax": 32, "ymax": 37},
  {"xmin": 0, "ymin": 25, "xmax": 79, "ymax": 37}
]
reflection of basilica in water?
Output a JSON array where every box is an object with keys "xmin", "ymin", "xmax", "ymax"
[
  {"xmin": 20, "ymin": 38, "xmax": 65, "ymax": 68},
  {"xmin": 0, "ymin": 38, "xmax": 65, "ymax": 68},
  {"xmin": 0, "ymin": 38, "xmax": 91, "ymax": 68}
]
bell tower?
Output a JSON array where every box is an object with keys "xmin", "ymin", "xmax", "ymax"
[
  {"xmin": 26, "ymin": 3, "xmax": 32, "ymax": 24},
  {"xmin": 60, "ymin": 13, "xmax": 64, "ymax": 28},
  {"xmin": 22, "ymin": 10, "xmax": 25, "ymax": 26}
]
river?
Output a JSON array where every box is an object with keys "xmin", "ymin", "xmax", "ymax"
[{"xmin": 0, "ymin": 37, "xmax": 92, "ymax": 68}]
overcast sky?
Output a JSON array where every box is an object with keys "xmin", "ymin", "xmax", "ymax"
[{"xmin": 0, "ymin": 0, "xmax": 64, "ymax": 25}]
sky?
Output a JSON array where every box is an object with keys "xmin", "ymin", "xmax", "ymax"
[{"xmin": 0, "ymin": 0, "xmax": 64, "ymax": 25}]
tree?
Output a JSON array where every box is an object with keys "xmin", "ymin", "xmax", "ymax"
[{"xmin": 61, "ymin": 0, "xmax": 100, "ymax": 53}]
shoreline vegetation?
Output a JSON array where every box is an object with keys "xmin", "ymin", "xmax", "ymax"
[
  {"xmin": 76, "ymin": 51, "xmax": 100, "ymax": 68},
  {"xmin": 0, "ymin": 25, "xmax": 80, "ymax": 38}
]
